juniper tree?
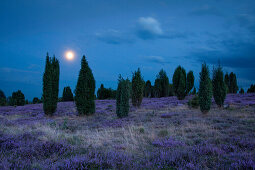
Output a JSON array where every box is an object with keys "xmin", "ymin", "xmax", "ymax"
[
  {"xmin": 224, "ymin": 73, "xmax": 230, "ymax": 93},
  {"xmin": 239, "ymin": 88, "xmax": 244, "ymax": 94},
  {"xmin": 247, "ymin": 84, "xmax": 255, "ymax": 93},
  {"xmin": 75, "ymin": 55, "xmax": 95, "ymax": 115},
  {"xmin": 186, "ymin": 71, "xmax": 194, "ymax": 94},
  {"xmin": 144, "ymin": 80, "xmax": 152, "ymax": 98},
  {"xmin": 62, "ymin": 86, "xmax": 74, "ymax": 101},
  {"xmin": 169, "ymin": 84, "xmax": 174, "ymax": 96},
  {"xmin": 32, "ymin": 97, "xmax": 40, "ymax": 104},
  {"xmin": 173, "ymin": 66, "xmax": 186, "ymax": 100},
  {"xmin": 0, "ymin": 90, "xmax": 6, "ymax": 106},
  {"xmin": 154, "ymin": 69, "xmax": 169, "ymax": 98},
  {"xmin": 229, "ymin": 72, "xmax": 238, "ymax": 93},
  {"xmin": 131, "ymin": 68, "xmax": 144, "ymax": 107},
  {"xmin": 43, "ymin": 53, "xmax": 60, "ymax": 116},
  {"xmin": 11, "ymin": 90, "xmax": 25, "ymax": 106},
  {"xmin": 116, "ymin": 75, "xmax": 130, "ymax": 118},
  {"xmin": 212, "ymin": 65, "xmax": 227, "ymax": 107},
  {"xmin": 199, "ymin": 63, "xmax": 212, "ymax": 114}
]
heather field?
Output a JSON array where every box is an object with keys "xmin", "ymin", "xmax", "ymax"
[{"xmin": 0, "ymin": 94, "xmax": 255, "ymax": 169}]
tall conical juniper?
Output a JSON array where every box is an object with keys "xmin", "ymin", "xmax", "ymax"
[
  {"xmin": 116, "ymin": 75, "xmax": 130, "ymax": 118},
  {"xmin": 62, "ymin": 86, "xmax": 74, "ymax": 101},
  {"xmin": 199, "ymin": 63, "xmax": 212, "ymax": 114},
  {"xmin": 43, "ymin": 53, "xmax": 60, "ymax": 115},
  {"xmin": 132, "ymin": 68, "xmax": 144, "ymax": 107},
  {"xmin": 173, "ymin": 66, "xmax": 186, "ymax": 100},
  {"xmin": 212, "ymin": 64, "xmax": 227, "ymax": 107},
  {"xmin": 75, "ymin": 55, "xmax": 95, "ymax": 115}
]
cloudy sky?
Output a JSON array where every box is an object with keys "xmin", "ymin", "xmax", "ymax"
[{"xmin": 0, "ymin": 0, "xmax": 255, "ymax": 100}]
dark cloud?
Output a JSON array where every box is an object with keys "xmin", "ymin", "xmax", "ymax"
[
  {"xmin": 189, "ymin": 5, "xmax": 223, "ymax": 16},
  {"xmin": 96, "ymin": 29, "xmax": 134, "ymax": 45},
  {"xmin": 236, "ymin": 14, "xmax": 255, "ymax": 33}
]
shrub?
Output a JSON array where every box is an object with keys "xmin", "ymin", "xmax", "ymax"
[
  {"xmin": 0, "ymin": 90, "xmax": 6, "ymax": 106},
  {"xmin": 75, "ymin": 55, "xmax": 96, "ymax": 116},
  {"xmin": 144, "ymin": 80, "xmax": 152, "ymax": 98},
  {"xmin": 62, "ymin": 86, "xmax": 74, "ymax": 101},
  {"xmin": 239, "ymin": 88, "xmax": 244, "ymax": 94},
  {"xmin": 186, "ymin": 71, "xmax": 194, "ymax": 94},
  {"xmin": 188, "ymin": 95, "xmax": 199, "ymax": 108},
  {"xmin": 132, "ymin": 68, "xmax": 144, "ymax": 107},
  {"xmin": 97, "ymin": 84, "xmax": 116, "ymax": 99},
  {"xmin": 225, "ymin": 72, "xmax": 238, "ymax": 93},
  {"xmin": 154, "ymin": 69, "xmax": 169, "ymax": 98},
  {"xmin": 212, "ymin": 65, "xmax": 227, "ymax": 107},
  {"xmin": 116, "ymin": 75, "xmax": 130, "ymax": 118},
  {"xmin": 173, "ymin": 66, "xmax": 186, "ymax": 100},
  {"xmin": 169, "ymin": 84, "xmax": 175, "ymax": 96},
  {"xmin": 199, "ymin": 63, "xmax": 212, "ymax": 114},
  {"xmin": 11, "ymin": 90, "xmax": 25, "ymax": 106},
  {"xmin": 32, "ymin": 97, "xmax": 41, "ymax": 104},
  {"xmin": 43, "ymin": 53, "xmax": 60, "ymax": 116},
  {"xmin": 247, "ymin": 84, "xmax": 255, "ymax": 93}
]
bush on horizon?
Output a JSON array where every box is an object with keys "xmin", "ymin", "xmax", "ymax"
[
  {"xmin": 154, "ymin": 69, "xmax": 169, "ymax": 98},
  {"xmin": 132, "ymin": 68, "xmax": 144, "ymax": 107},
  {"xmin": 62, "ymin": 86, "xmax": 74, "ymax": 101},
  {"xmin": 11, "ymin": 90, "xmax": 25, "ymax": 106},
  {"xmin": 173, "ymin": 66, "xmax": 186, "ymax": 100},
  {"xmin": 32, "ymin": 97, "xmax": 41, "ymax": 104},
  {"xmin": 144, "ymin": 80, "xmax": 152, "ymax": 98},
  {"xmin": 199, "ymin": 63, "xmax": 212, "ymax": 114},
  {"xmin": 247, "ymin": 84, "xmax": 255, "ymax": 93},
  {"xmin": 224, "ymin": 72, "xmax": 238, "ymax": 93},
  {"xmin": 116, "ymin": 75, "xmax": 130, "ymax": 118},
  {"xmin": 75, "ymin": 55, "xmax": 95, "ymax": 116},
  {"xmin": 97, "ymin": 84, "xmax": 116, "ymax": 99},
  {"xmin": 0, "ymin": 90, "xmax": 6, "ymax": 106},
  {"xmin": 42, "ymin": 53, "xmax": 60, "ymax": 116},
  {"xmin": 212, "ymin": 64, "xmax": 227, "ymax": 107}
]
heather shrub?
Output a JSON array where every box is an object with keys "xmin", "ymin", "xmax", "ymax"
[
  {"xmin": 144, "ymin": 80, "xmax": 152, "ymax": 97},
  {"xmin": 132, "ymin": 68, "xmax": 144, "ymax": 107},
  {"xmin": 186, "ymin": 71, "xmax": 195, "ymax": 94},
  {"xmin": 199, "ymin": 63, "xmax": 212, "ymax": 113},
  {"xmin": 158, "ymin": 129, "xmax": 168, "ymax": 137},
  {"xmin": 75, "ymin": 55, "xmax": 96, "ymax": 115},
  {"xmin": 247, "ymin": 84, "xmax": 255, "ymax": 93},
  {"xmin": 11, "ymin": 90, "xmax": 25, "ymax": 106},
  {"xmin": 212, "ymin": 65, "xmax": 227, "ymax": 107},
  {"xmin": 116, "ymin": 75, "xmax": 130, "ymax": 118},
  {"xmin": 0, "ymin": 90, "xmax": 6, "ymax": 106},
  {"xmin": 154, "ymin": 69, "xmax": 169, "ymax": 97},
  {"xmin": 188, "ymin": 95, "xmax": 199, "ymax": 108},
  {"xmin": 239, "ymin": 88, "xmax": 244, "ymax": 94},
  {"xmin": 173, "ymin": 66, "xmax": 186, "ymax": 100},
  {"xmin": 43, "ymin": 53, "xmax": 60, "ymax": 116},
  {"xmin": 62, "ymin": 86, "xmax": 74, "ymax": 101}
]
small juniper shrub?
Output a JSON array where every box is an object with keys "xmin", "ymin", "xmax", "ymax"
[
  {"xmin": 131, "ymin": 68, "xmax": 144, "ymax": 107},
  {"xmin": 199, "ymin": 63, "xmax": 213, "ymax": 114},
  {"xmin": 173, "ymin": 66, "xmax": 187, "ymax": 100},
  {"xmin": 116, "ymin": 75, "xmax": 130, "ymax": 118},
  {"xmin": 188, "ymin": 95, "xmax": 199, "ymax": 108}
]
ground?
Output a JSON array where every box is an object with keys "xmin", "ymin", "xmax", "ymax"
[{"xmin": 0, "ymin": 94, "xmax": 255, "ymax": 169}]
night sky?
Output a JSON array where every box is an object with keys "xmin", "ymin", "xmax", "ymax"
[{"xmin": 1, "ymin": 0, "xmax": 255, "ymax": 100}]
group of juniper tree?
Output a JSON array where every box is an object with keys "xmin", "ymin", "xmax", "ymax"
[{"xmin": 0, "ymin": 52, "xmax": 251, "ymax": 116}]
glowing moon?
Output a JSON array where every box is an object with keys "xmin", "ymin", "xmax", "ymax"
[{"xmin": 65, "ymin": 51, "xmax": 74, "ymax": 61}]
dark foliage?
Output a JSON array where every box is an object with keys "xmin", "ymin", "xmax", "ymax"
[
  {"xmin": 32, "ymin": 97, "xmax": 41, "ymax": 104},
  {"xmin": 0, "ymin": 90, "xmax": 6, "ymax": 106},
  {"xmin": 188, "ymin": 95, "xmax": 199, "ymax": 108},
  {"xmin": 239, "ymin": 88, "xmax": 245, "ymax": 94},
  {"xmin": 75, "ymin": 55, "xmax": 96, "ymax": 116},
  {"xmin": 212, "ymin": 65, "xmax": 227, "ymax": 107},
  {"xmin": 97, "ymin": 84, "xmax": 116, "ymax": 99},
  {"xmin": 169, "ymin": 84, "xmax": 174, "ymax": 96},
  {"xmin": 154, "ymin": 69, "xmax": 169, "ymax": 98},
  {"xmin": 192, "ymin": 87, "xmax": 197, "ymax": 95},
  {"xmin": 186, "ymin": 71, "xmax": 194, "ymax": 94},
  {"xmin": 131, "ymin": 68, "xmax": 144, "ymax": 107},
  {"xmin": 116, "ymin": 75, "xmax": 130, "ymax": 118},
  {"xmin": 43, "ymin": 53, "xmax": 60, "ymax": 116},
  {"xmin": 173, "ymin": 66, "xmax": 186, "ymax": 100},
  {"xmin": 247, "ymin": 84, "xmax": 255, "ymax": 93},
  {"xmin": 144, "ymin": 80, "xmax": 152, "ymax": 98},
  {"xmin": 199, "ymin": 63, "xmax": 212, "ymax": 114},
  {"xmin": 62, "ymin": 86, "xmax": 74, "ymax": 101},
  {"xmin": 11, "ymin": 90, "xmax": 25, "ymax": 106},
  {"xmin": 225, "ymin": 72, "xmax": 238, "ymax": 94}
]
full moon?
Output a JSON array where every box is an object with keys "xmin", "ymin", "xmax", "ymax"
[{"xmin": 65, "ymin": 51, "xmax": 74, "ymax": 61}]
